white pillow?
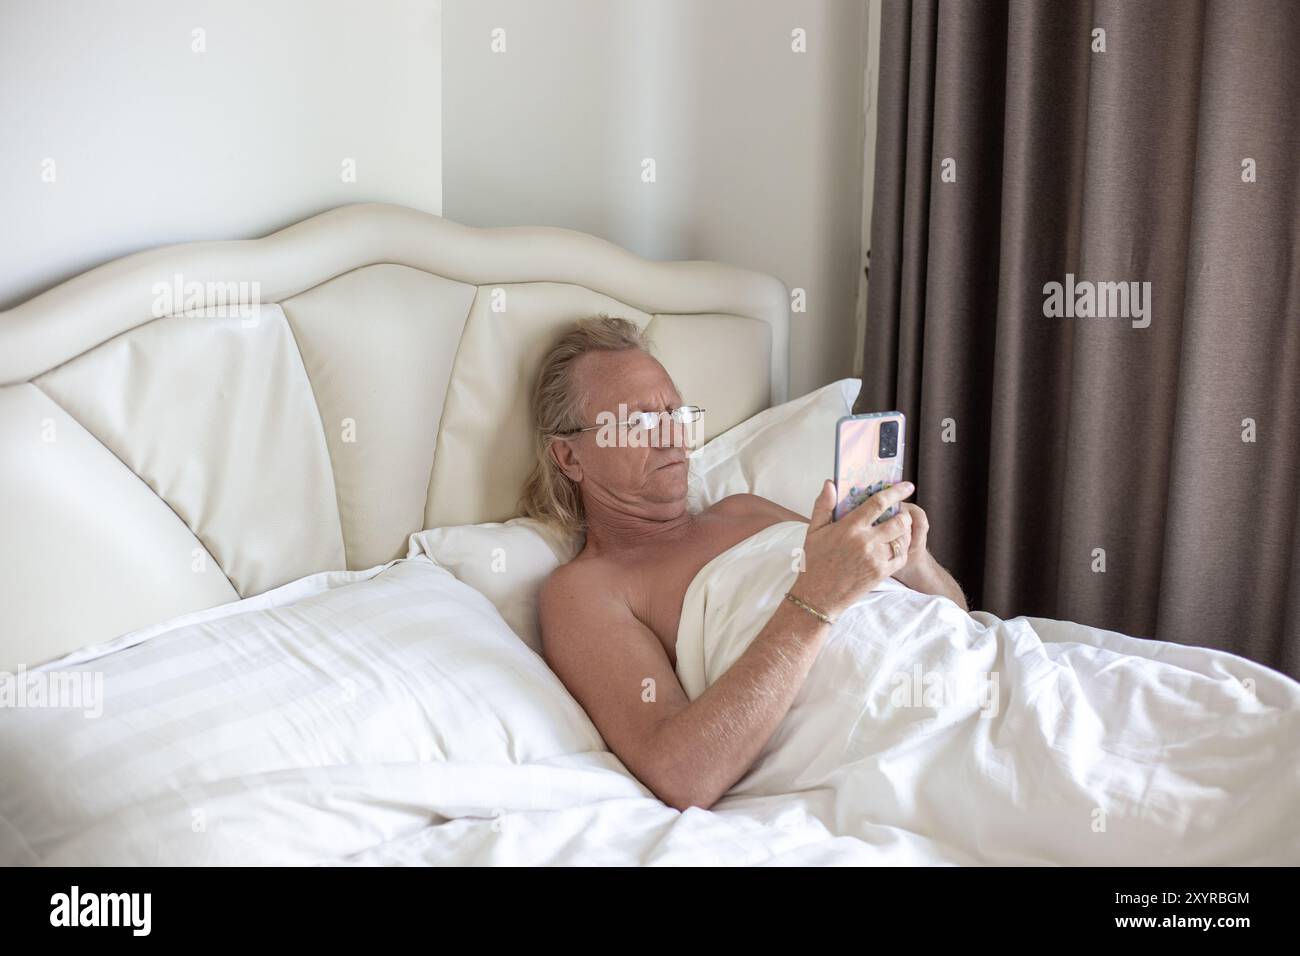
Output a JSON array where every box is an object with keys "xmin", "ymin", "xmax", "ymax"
[
  {"xmin": 408, "ymin": 517, "xmax": 581, "ymax": 654},
  {"xmin": 0, "ymin": 557, "xmax": 606, "ymax": 864},
  {"xmin": 688, "ymin": 378, "xmax": 859, "ymax": 516}
]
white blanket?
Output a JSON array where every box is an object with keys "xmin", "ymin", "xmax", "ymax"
[{"xmin": 674, "ymin": 520, "xmax": 1300, "ymax": 865}]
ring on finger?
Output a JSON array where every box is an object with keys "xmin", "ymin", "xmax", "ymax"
[{"xmin": 889, "ymin": 538, "xmax": 904, "ymax": 560}]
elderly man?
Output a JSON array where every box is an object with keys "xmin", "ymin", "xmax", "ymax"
[{"xmin": 522, "ymin": 316, "xmax": 968, "ymax": 812}]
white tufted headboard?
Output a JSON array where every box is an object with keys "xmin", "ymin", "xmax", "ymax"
[{"xmin": 0, "ymin": 202, "xmax": 789, "ymax": 670}]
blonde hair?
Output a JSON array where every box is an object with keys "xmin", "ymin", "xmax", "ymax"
[{"xmin": 518, "ymin": 314, "xmax": 653, "ymax": 535}]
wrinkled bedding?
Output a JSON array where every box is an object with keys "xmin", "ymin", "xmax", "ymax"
[{"xmin": 674, "ymin": 521, "xmax": 1300, "ymax": 864}]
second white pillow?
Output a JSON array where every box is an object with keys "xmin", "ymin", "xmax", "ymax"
[
  {"xmin": 408, "ymin": 517, "xmax": 582, "ymax": 654},
  {"xmin": 688, "ymin": 378, "xmax": 859, "ymax": 517}
]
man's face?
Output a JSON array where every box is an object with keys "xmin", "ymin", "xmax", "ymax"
[{"xmin": 551, "ymin": 349, "xmax": 694, "ymax": 521}]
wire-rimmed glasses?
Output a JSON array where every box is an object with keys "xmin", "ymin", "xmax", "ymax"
[{"xmin": 558, "ymin": 405, "xmax": 706, "ymax": 437}]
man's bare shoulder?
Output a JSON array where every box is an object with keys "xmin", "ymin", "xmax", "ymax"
[
  {"xmin": 539, "ymin": 554, "xmax": 626, "ymax": 630},
  {"xmin": 543, "ymin": 552, "xmax": 611, "ymax": 597},
  {"xmin": 709, "ymin": 492, "xmax": 808, "ymax": 523},
  {"xmin": 538, "ymin": 555, "xmax": 657, "ymax": 673}
]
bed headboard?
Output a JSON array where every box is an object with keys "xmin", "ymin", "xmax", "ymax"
[{"xmin": 0, "ymin": 202, "xmax": 789, "ymax": 669}]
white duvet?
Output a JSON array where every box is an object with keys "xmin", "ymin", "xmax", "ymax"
[
  {"xmin": 675, "ymin": 521, "xmax": 1300, "ymax": 865},
  {"xmin": 3, "ymin": 526, "xmax": 1298, "ymax": 865}
]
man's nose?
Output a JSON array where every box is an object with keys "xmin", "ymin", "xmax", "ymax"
[{"xmin": 654, "ymin": 416, "xmax": 686, "ymax": 447}]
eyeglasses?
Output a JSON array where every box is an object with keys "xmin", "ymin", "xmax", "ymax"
[{"xmin": 558, "ymin": 405, "xmax": 706, "ymax": 436}]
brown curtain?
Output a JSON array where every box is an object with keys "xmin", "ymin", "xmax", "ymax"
[{"xmin": 858, "ymin": 0, "xmax": 1300, "ymax": 678}]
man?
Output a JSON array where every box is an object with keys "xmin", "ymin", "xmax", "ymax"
[{"xmin": 522, "ymin": 316, "xmax": 968, "ymax": 812}]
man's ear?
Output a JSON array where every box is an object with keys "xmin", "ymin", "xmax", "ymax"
[{"xmin": 549, "ymin": 438, "xmax": 583, "ymax": 484}]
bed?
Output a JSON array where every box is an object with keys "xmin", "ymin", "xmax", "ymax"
[{"xmin": 1, "ymin": 203, "xmax": 1297, "ymax": 866}]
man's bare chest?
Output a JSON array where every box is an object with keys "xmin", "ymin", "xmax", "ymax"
[{"xmin": 621, "ymin": 516, "xmax": 787, "ymax": 665}]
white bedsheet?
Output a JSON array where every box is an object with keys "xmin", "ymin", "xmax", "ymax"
[{"xmin": 674, "ymin": 521, "xmax": 1300, "ymax": 865}]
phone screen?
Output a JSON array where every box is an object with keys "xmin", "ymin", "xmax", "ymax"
[{"xmin": 834, "ymin": 412, "xmax": 905, "ymax": 522}]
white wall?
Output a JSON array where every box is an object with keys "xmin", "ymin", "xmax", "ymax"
[
  {"xmin": 442, "ymin": 0, "xmax": 869, "ymax": 398},
  {"xmin": 0, "ymin": 0, "xmax": 442, "ymax": 311},
  {"xmin": 854, "ymin": 0, "xmax": 883, "ymax": 380}
]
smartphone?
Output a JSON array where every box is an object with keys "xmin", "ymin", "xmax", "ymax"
[{"xmin": 833, "ymin": 411, "xmax": 906, "ymax": 523}]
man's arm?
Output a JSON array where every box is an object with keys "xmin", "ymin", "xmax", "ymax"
[
  {"xmin": 542, "ymin": 481, "xmax": 916, "ymax": 812},
  {"xmin": 895, "ymin": 552, "xmax": 969, "ymax": 610},
  {"xmin": 540, "ymin": 564, "xmax": 831, "ymax": 812}
]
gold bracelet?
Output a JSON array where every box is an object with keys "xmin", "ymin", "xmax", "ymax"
[{"xmin": 784, "ymin": 591, "xmax": 835, "ymax": 626}]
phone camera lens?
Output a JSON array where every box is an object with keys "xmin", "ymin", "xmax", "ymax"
[{"xmin": 879, "ymin": 421, "xmax": 899, "ymax": 459}]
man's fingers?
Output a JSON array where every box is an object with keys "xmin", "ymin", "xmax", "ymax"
[
  {"xmin": 877, "ymin": 527, "xmax": 912, "ymax": 565},
  {"xmin": 808, "ymin": 479, "xmax": 835, "ymax": 532},
  {"xmin": 871, "ymin": 511, "xmax": 911, "ymax": 544},
  {"xmin": 848, "ymin": 481, "xmax": 915, "ymax": 527},
  {"xmin": 892, "ymin": 531, "xmax": 913, "ymax": 565},
  {"xmin": 901, "ymin": 501, "xmax": 929, "ymax": 533}
]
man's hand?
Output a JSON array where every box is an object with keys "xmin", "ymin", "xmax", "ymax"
[
  {"xmin": 793, "ymin": 479, "xmax": 916, "ymax": 620},
  {"xmin": 899, "ymin": 501, "xmax": 930, "ymax": 561},
  {"xmin": 892, "ymin": 501, "xmax": 969, "ymax": 611}
]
